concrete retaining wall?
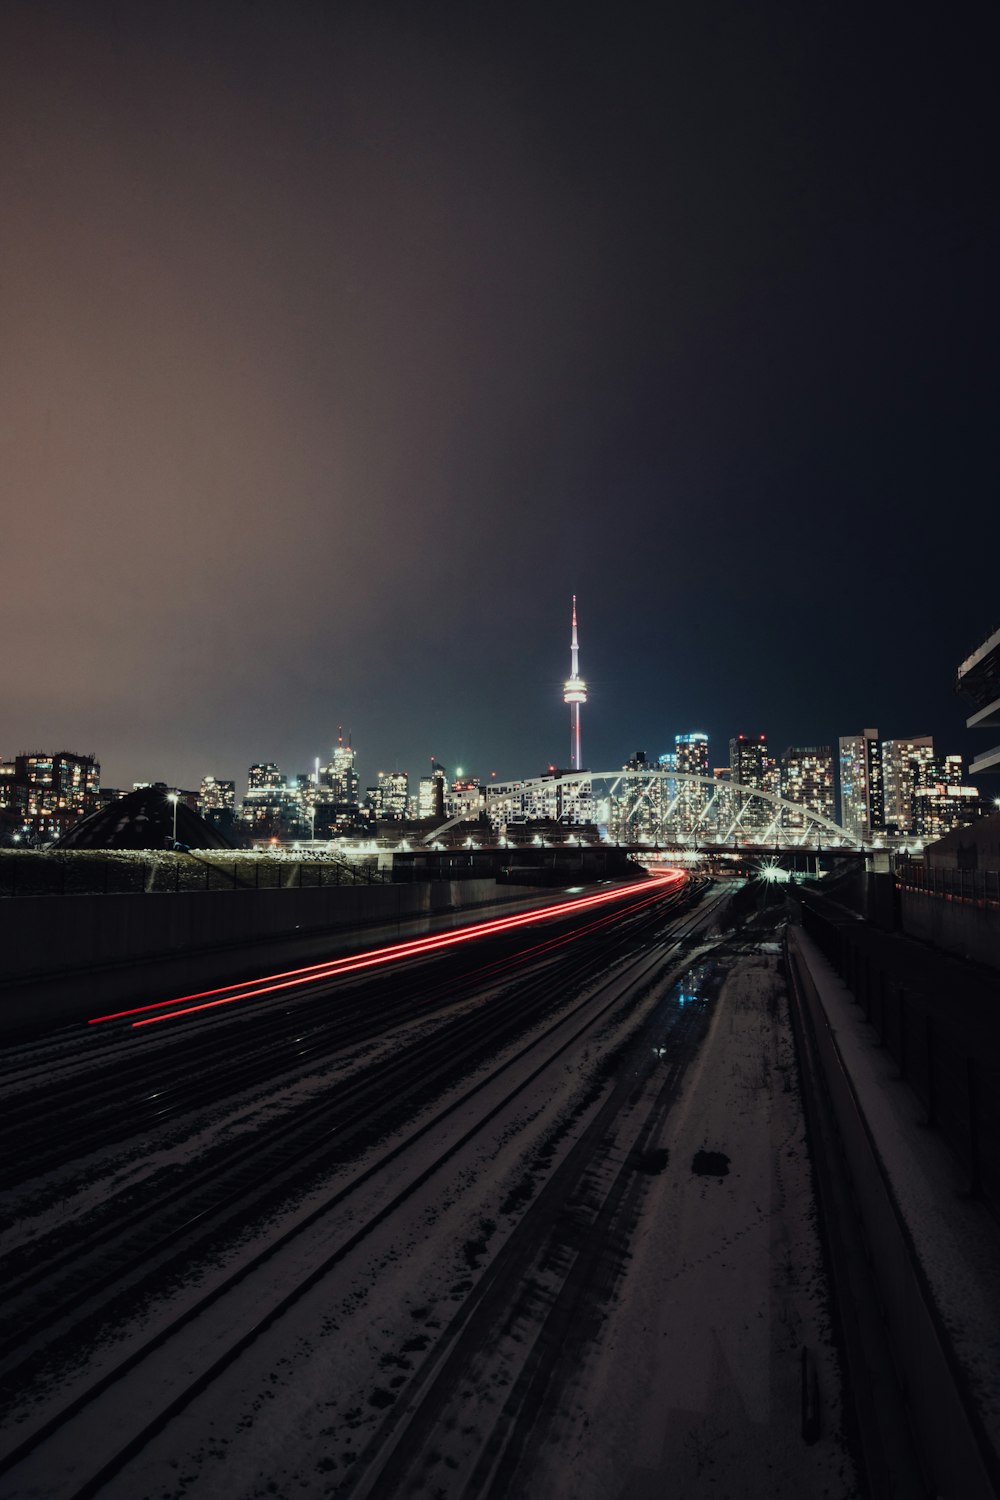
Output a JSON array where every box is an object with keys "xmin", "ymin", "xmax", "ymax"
[
  {"xmin": 0, "ymin": 879, "xmax": 539, "ymax": 1035},
  {"xmin": 787, "ymin": 927, "xmax": 999, "ymax": 1499},
  {"xmin": 900, "ymin": 888, "xmax": 1000, "ymax": 970}
]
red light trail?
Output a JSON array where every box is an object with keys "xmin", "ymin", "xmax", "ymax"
[{"xmin": 88, "ymin": 873, "xmax": 686, "ymax": 1029}]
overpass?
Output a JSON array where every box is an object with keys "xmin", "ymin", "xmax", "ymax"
[{"xmin": 423, "ymin": 768, "xmax": 862, "ymax": 852}]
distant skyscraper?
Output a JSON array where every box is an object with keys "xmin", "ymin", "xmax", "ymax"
[
  {"xmin": 780, "ymin": 747, "xmax": 835, "ymax": 830},
  {"xmin": 241, "ymin": 762, "xmax": 311, "ymax": 839},
  {"xmin": 729, "ymin": 734, "xmax": 774, "ymax": 836},
  {"xmin": 912, "ymin": 753, "xmax": 982, "ymax": 839},
  {"xmin": 838, "ymin": 729, "xmax": 884, "ymax": 840},
  {"xmin": 370, "ymin": 770, "xmax": 409, "ymax": 820},
  {"xmin": 247, "ymin": 762, "xmax": 283, "ymax": 791},
  {"xmin": 729, "ymin": 735, "xmax": 768, "ymax": 789},
  {"xmin": 2, "ymin": 752, "xmax": 100, "ymax": 840},
  {"xmin": 562, "ymin": 596, "xmax": 587, "ymax": 771},
  {"xmin": 199, "ymin": 776, "xmax": 236, "ymax": 815},
  {"xmin": 882, "ymin": 737, "xmax": 935, "ymax": 833},
  {"xmin": 417, "ymin": 759, "xmax": 447, "ymax": 820},
  {"xmin": 447, "ymin": 773, "xmax": 482, "ymax": 820},
  {"xmin": 319, "ymin": 729, "xmax": 360, "ymax": 808},
  {"xmin": 675, "ymin": 733, "xmax": 709, "ymax": 835},
  {"xmin": 675, "ymin": 733, "xmax": 709, "ymax": 777},
  {"xmin": 199, "ymin": 776, "xmax": 236, "ymax": 836},
  {"xmin": 525, "ymin": 766, "xmax": 594, "ymax": 825}
]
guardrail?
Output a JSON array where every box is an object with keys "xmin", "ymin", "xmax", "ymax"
[{"xmin": 897, "ymin": 862, "xmax": 1000, "ymax": 907}]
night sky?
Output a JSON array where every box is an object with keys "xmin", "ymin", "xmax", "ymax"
[{"xmin": 2, "ymin": 1, "xmax": 995, "ymax": 793}]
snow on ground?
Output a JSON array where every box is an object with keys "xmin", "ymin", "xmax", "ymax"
[
  {"xmin": 86, "ymin": 950, "xmax": 707, "ymax": 1500},
  {"xmin": 84, "ymin": 944, "xmax": 858, "ymax": 1500},
  {"xmin": 4, "ymin": 937, "xmax": 678, "ymax": 1482},
  {"xmin": 7, "ymin": 915, "xmax": 860, "ymax": 1500},
  {"xmin": 536, "ymin": 950, "xmax": 858, "ymax": 1500}
]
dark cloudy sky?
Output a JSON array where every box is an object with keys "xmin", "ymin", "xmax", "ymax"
[{"xmin": 1, "ymin": 1, "xmax": 995, "ymax": 792}]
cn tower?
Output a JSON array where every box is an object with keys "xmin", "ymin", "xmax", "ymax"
[{"xmin": 563, "ymin": 595, "xmax": 587, "ymax": 770}]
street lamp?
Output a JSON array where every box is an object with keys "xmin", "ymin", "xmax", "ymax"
[{"xmin": 167, "ymin": 792, "xmax": 178, "ymax": 846}]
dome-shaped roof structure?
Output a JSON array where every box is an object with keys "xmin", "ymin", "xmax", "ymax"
[{"xmin": 53, "ymin": 785, "xmax": 233, "ymax": 850}]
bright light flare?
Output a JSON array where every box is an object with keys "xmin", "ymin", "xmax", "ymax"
[{"xmin": 89, "ymin": 872, "xmax": 687, "ymax": 1029}]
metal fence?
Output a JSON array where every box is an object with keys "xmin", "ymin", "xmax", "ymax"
[
  {"xmin": 799, "ymin": 894, "xmax": 1000, "ymax": 1214},
  {"xmin": 897, "ymin": 862, "xmax": 1000, "ymax": 908},
  {"xmin": 0, "ymin": 852, "xmax": 388, "ymax": 898}
]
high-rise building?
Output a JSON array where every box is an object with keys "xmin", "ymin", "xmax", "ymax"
[
  {"xmin": 562, "ymin": 596, "xmax": 587, "ymax": 771},
  {"xmin": 618, "ymin": 753, "xmax": 658, "ymax": 840},
  {"xmin": 838, "ymin": 729, "xmax": 884, "ymax": 841},
  {"xmin": 199, "ymin": 776, "xmax": 236, "ymax": 815},
  {"xmin": 674, "ymin": 733, "xmax": 709, "ymax": 835},
  {"xmin": 319, "ymin": 729, "xmax": 360, "ymax": 808},
  {"xmin": 370, "ymin": 771, "xmax": 409, "ymax": 821},
  {"xmin": 882, "ymin": 737, "xmax": 935, "ymax": 833},
  {"xmin": 199, "ymin": 776, "xmax": 237, "ymax": 837},
  {"xmin": 524, "ymin": 768, "xmax": 594, "ymax": 826},
  {"xmin": 447, "ymin": 774, "xmax": 482, "ymax": 820},
  {"xmin": 780, "ymin": 747, "xmax": 835, "ymax": 830},
  {"xmin": 417, "ymin": 759, "xmax": 447, "ymax": 820},
  {"xmin": 912, "ymin": 754, "xmax": 982, "ymax": 839},
  {"xmin": 6, "ymin": 752, "xmax": 100, "ymax": 840},
  {"xmin": 730, "ymin": 735, "xmax": 768, "ymax": 789},
  {"xmin": 730, "ymin": 735, "xmax": 773, "ymax": 834},
  {"xmin": 247, "ymin": 762, "xmax": 283, "ymax": 791},
  {"xmin": 675, "ymin": 734, "xmax": 709, "ymax": 778},
  {"xmin": 241, "ymin": 763, "xmax": 310, "ymax": 839}
]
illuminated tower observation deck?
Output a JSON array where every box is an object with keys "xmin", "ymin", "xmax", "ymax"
[{"xmin": 563, "ymin": 595, "xmax": 587, "ymax": 771}]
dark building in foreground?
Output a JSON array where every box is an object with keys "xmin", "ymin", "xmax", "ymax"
[{"xmin": 958, "ymin": 625, "xmax": 1000, "ymax": 777}]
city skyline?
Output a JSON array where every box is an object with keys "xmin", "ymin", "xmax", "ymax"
[
  {"xmin": 2, "ymin": 706, "xmax": 983, "ymax": 813},
  {"xmin": 5, "ymin": 590, "xmax": 987, "ymax": 799},
  {"xmin": 5, "ymin": 701, "xmax": 983, "ymax": 811},
  {"xmin": 6, "ymin": 724, "xmax": 985, "ymax": 848},
  {"xmin": 2, "ymin": 4, "xmax": 994, "ymax": 803},
  {"xmin": 7, "ymin": 585, "xmax": 995, "ymax": 810}
]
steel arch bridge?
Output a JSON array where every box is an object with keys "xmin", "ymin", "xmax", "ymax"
[{"xmin": 474, "ymin": 769, "xmax": 858, "ymax": 849}]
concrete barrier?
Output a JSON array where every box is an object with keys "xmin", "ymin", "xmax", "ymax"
[
  {"xmin": 0, "ymin": 879, "xmax": 541, "ymax": 1034},
  {"xmin": 899, "ymin": 887, "xmax": 1000, "ymax": 970}
]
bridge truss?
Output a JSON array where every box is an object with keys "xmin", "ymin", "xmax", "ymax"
[{"xmin": 480, "ymin": 769, "xmax": 858, "ymax": 848}]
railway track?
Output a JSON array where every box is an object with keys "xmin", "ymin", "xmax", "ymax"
[
  {"xmin": 0, "ymin": 883, "xmax": 693, "ymax": 1182},
  {"xmin": 0, "ymin": 883, "xmax": 693, "ymax": 1378},
  {"xmin": 343, "ymin": 964, "xmax": 714, "ymax": 1499}
]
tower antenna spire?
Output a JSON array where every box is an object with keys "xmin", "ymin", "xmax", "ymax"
[{"xmin": 563, "ymin": 594, "xmax": 587, "ymax": 771}]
